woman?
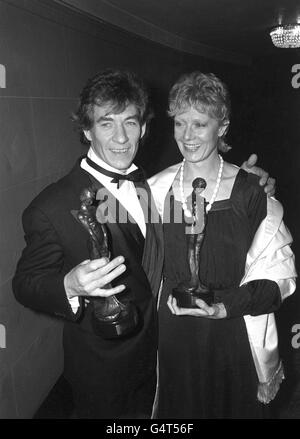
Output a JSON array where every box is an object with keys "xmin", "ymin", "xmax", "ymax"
[{"xmin": 149, "ymin": 72, "xmax": 296, "ymax": 418}]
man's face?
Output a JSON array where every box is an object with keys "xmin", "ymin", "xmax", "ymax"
[{"xmin": 84, "ymin": 104, "xmax": 146, "ymax": 170}]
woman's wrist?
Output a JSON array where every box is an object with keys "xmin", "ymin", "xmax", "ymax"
[{"xmin": 213, "ymin": 302, "xmax": 227, "ymax": 318}]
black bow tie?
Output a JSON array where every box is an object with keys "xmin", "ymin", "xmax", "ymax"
[{"xmin": 85, "ymin": 157, "xmax": 145, "ymax": 188}]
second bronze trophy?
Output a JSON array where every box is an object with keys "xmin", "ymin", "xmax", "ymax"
[{"xmin": 173, "ymin": 178, "xmax": 214, "ymax": 307}]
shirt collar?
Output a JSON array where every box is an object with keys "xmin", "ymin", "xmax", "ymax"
[{"xmin": 87, "ymin": 148, "xmax": 137, "ymax": 175}]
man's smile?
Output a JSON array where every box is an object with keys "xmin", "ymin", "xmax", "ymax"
[{"xmin": 109, "ymin": 147, "xmax": 131, "ymax": 153}]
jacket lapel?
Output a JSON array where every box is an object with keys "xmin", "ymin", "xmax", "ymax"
[{"xmin": 137, "ymin": 181, "xmax": 164, "ymax": 298}]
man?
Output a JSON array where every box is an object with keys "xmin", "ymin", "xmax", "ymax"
[{"xmin": 12, "ymin": 69, "xmax": 274, "ymax": 418}]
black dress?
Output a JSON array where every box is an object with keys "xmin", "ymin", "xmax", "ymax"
[{"xmin": 157, "ymin": 170, "xmax": 281, "ymax": 419}]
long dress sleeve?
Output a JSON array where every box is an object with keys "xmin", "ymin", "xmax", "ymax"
[
  {"xmin": 214, "ymin": 279, "xmax": 281, "ymax": 318},
  {"xmin": 214, "ymin": 174, "xmax": 282, "ymax": 319}
]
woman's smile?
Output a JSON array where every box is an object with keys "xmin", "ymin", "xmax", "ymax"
[
  {"xmin": 174, "ymin": 107, "xmax": 226, "ymax": 163},
  {"xmin": 183, "ymin": 143, "xmax": 202, "ymax": 150}
]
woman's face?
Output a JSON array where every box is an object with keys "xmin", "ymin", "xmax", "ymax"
[{"xmin": 174, "ymin": 106, "xmax": 227, "ymax": 163}]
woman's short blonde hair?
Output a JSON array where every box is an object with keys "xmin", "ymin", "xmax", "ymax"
[{"xmin": 168, "ymin": 72, "xmax": 231, "ymax": 152}]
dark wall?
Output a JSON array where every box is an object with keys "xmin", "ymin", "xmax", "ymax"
[
  {"xmin": 249, "ymin": 54, "xmax": 300, "ymax": 244},
  {"xmin": 245, "ymin": 53, "xmax": 300, "ymax": 388}
]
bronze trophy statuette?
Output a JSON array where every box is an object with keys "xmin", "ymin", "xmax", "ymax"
[
  {"xmin": 77, "ymin": 187, "xmax": 138, "ymax": 339},
  {"xmin": 173, "ymin": 178, "xmax": 214, "ymax": 307}
]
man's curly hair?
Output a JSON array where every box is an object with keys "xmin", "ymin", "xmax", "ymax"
[{"xmin": 72, "ymin": 69, "xmax": 152, "ymax": 143}]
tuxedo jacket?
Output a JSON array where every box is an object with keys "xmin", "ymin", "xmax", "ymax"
[{"xmin": 12, "ymin": 159, "xmax": 164, "ymax": 418}]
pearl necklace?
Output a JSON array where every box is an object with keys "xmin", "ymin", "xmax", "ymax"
[{"xmin": 180, "ymin": 154, "xmax": 224, "ymax": 217}]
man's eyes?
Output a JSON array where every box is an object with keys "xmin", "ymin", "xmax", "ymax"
[
  {"xmin": 99, "ymin": 122, "xmax": 112, "ymax": 128},
  {"xmin": 99, "ymin": 121, "xmax": 138, "ymax": 128},
  {"xmin": 126, "ymin": 120, "xmax": 138, "ymax": 126}
]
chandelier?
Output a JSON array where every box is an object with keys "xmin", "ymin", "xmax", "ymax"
[{"xmin": 270, "ymin": 24, "xmax": 300, "ymax": 48}]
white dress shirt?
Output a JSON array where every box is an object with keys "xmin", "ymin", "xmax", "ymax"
[{"xmin": 81, "ymin": 148, "xmax": 146, "ymax": 237}]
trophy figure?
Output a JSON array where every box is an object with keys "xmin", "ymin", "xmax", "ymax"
[
  {"xmin": 77, "ymin": 187, "xmax": 138, "ymax": 339},
  {"xmin": 173, "ymin": 178, "xmax": 214, "ymax": 307}
]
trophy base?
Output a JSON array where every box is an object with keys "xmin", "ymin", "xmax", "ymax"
[
  {"xmin": 173, "ymin": 287, "xmax": 214, "ymax": 308},
  {"xmin": 91, "ymin": 304, "xmax": 139, "ymax": 339}
]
